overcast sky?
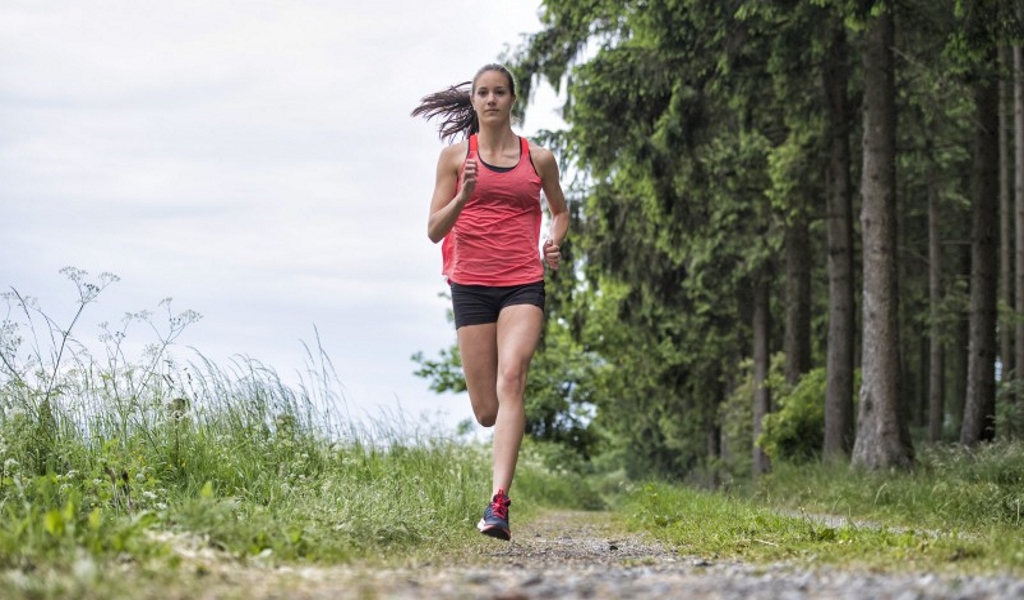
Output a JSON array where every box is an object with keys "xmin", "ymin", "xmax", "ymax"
[{"xmin": 0, "ymin": 1, "xmax": 566, "ymax": 433}]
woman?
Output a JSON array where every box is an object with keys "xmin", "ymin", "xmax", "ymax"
[{"xmin": 412, "ymin": 64, "xmax": 569, "ymax": 540}]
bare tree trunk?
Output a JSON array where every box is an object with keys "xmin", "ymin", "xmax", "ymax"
[
  {"xmin": 917, "ymin": 335, "xmax": 928, "ymax": 426},
  {"xmin": 823, "ymin": 24, "xmax": 856, "ymax": 460},
  {"xmin": 928, "ymin": 171, "xmax": 945, "ymax": 443},
  {"xmin": 898, "ymin": 210, "xmax": 925, "ymax": 429},
  {"xmin": 851, "ymin": 7, "xmax": 913, "ymax": 470},
  {"xmin": 960, "ymin": 55, "xmax": 1000, "ymax": 446},
  {"xmin": 784, "ymin": 209, "xmax": 812, "ymax": 385},
  {"xmin": 752, "ymin": 278, "xmax": 772, "ymax": 476},
  {"xmin": 707, "ymin": 378, "xmax": 723, "ymax": 488},
  {"xmin": 1014, "ymin": 43, "xmax": 1024, "ymax": 436},
  {"xmin": 999, "ymin": 45, "xmax": 1013, "ymax": 395},
  {"xmin": 952, "ymin": 245, "xmax": 971, "ymax": 436}
]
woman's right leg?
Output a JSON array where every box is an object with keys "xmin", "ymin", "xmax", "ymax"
[
  {"xmin": 490, "ymin": 304, "xmax": 543, "ymax": 494},
  {"xmin": 459, "ymin": 320, "xmax": 515, "ymax": 540},
  {"xmin": 458, "ymin": 323, "xmax": 499, "ymax": 426}
]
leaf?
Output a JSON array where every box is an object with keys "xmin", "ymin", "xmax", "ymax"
[
  {"xmin": 88, "ymin": 508, "xmax": 102, "ymax": 530},
  {"xmin": 44, "ymin": 509, "xmax": 65, "ymax": 537}
]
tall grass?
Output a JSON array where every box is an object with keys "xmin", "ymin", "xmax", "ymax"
[
  {"xmin": 0, "ymin": 269, "xmax": 596, "ymax": 580},
  {"xmin": 755, "ymin": 443, "xmax": 1024, "ymax": 531},
  {"xmin": 620, "ymin": 443, "xmax": 1024, "ymax": 574}
]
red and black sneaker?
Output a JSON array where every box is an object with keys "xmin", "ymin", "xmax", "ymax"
[{"xmin": 477, "ymin": 489, "xmax": 512, "ymax": 541}]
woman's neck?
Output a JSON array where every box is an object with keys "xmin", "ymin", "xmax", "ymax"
[{"xmin": 475, "ymin": 126, "xmax": 518, "ymax": 152}]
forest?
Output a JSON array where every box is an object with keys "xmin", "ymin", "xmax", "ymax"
[{"xmin": 415, "ymin": 0, "xmax": 1024, "ymax": 482}]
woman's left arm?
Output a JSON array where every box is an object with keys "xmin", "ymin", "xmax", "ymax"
[{"xmin": 535, "ymin": 147, "xmax": 569, "ymax": 270}]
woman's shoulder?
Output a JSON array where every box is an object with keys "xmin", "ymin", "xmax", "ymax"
[
  {"xmin": 525, "ymin": 140, "xmax": 557, "ymax": 174},
  {"xmin": 439, "ymin": 139, "xmax": 470, "ymax": 163},
  {"xmin": 444, "ymin": 138, "xmax": 470, "ymax": 155},
  {"xmin": 526, "ymin": 140, "xmax": 553, "ymax": 157}
]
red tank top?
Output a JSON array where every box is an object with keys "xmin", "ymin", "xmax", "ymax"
[{"xmin": 442, "ymin": 134, "xmax": 544, "ymax": 286}]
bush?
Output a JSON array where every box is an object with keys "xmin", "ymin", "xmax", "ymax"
[
  {"xmin": 756, "ymin": 367, "xmax": 861, "ymax": 463},
  {"xmin": 757, "ymin": 367, "xmax": 824, "ymax": 463}
]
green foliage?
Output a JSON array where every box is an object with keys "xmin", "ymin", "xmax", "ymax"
[
  {"xmin": 498, "ymin": 0, "xmax": 1021, "ymax": 480},
  {"xmin": 505, "ymin": 0, "xmax": 816, "ymax": 481},
  {"xmin": 762, "ymin": 376, "xmax": 824, "ymax": 463}
]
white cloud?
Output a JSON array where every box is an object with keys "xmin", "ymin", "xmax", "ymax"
[{"xmin": 0, "ymin": 0, "xmax": 565, "ymax": 432}]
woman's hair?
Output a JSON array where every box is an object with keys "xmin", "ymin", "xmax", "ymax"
[{"xmin": 411, "ymin": 63, "xmax": 517, "ymax": 143}]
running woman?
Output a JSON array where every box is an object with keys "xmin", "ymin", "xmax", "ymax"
[{"xmin": 412, "ymin": 63, "xmax": 569, "ymax": 540}]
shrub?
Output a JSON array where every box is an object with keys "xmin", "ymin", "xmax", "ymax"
[{"xmin": 757, "ymin": 367, "xmax": 860, "ymax": 463}]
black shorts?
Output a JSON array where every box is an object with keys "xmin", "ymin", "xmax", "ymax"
[{"xmin": 450, "ymin": 281, "xmax": 545, "ymax": 329}]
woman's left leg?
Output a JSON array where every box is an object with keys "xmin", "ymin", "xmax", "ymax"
[{"xmin": 491, "ymin": 303, "xmax": 544, "ymax": 495}]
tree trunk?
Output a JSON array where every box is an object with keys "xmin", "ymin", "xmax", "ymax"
[
  {"xmin": 822, "ymin": 24, "xmax": 856, "ymax": 460},
  {"xmin": 707, "ymin": 379, "xmax": 722, "ymax": 488},
  {"xmin": 916, "ymin": 335, "xmax": 928, "ymax": 427},
  {"xmin": 752, "ymin": 277, "xmax": 772, "ymax": 476},
  {"xmin": 928, "ymin": 170, "xmax": 945, "ymax": 443},
  {"xmin": 952, "ymin": 244, "xmax": 971, "ymax": 436},
  {"xmin": 999, "ymin": 45, "xmax": 1012, "ymax": 394},
  {"xmin": 960, "ymin": 55, "xmax": 1000, "ymax": 446},
  {"xmin": 851, "ymin": 7, "xmax": 913, "ymax": 470},
  {"xmin": 784, "ymin": 209, "xmax": 812, "ymax": 386},
  {"xmin": 1014, "ymin": 42, "xmax": 1024, "ymax": 436},
  {"xmin": 898, "ymin": 209, "xmax": 925, "ymax": 429}
]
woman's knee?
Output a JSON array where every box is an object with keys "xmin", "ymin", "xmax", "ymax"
[
  {"xmin": 470, "ymin": 392, "xmax": 500, "ymax": 426},
  {"xmin": 474, "ymin": 406, "xmax": 498, "ymax": 427},
  {"xmin": 495, "ymin": 367, "xmax": 528, "ymax": 401}
]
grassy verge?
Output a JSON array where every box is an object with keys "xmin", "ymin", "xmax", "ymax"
[
  {"xmin": 0, "ymin": 350, "xmax": 599, "ymax": 598},
  {"xmin": 618, "ymin": 445, "xmax": 1024, "ymax": 575},
  {"xmin": 0, "ymin": 270, "xmax": 601, "ymax": 598}
]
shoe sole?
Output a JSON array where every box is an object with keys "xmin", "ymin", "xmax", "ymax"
[{"xmin": 477, "ymin": 520, "xmax": 511, "ymax": 541}]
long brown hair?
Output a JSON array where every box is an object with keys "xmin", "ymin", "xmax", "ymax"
[{"xmin": 411, "ymin": 64, "xmax": 517, "ymax": 143}]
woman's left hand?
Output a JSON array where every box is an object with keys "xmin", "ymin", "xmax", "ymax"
[{"xmin": 543, "ymin": 239, "xmax": 561, "ymax": 270}]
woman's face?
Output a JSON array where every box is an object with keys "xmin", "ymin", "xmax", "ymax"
[{"xmin": 471, "ymin": 69, "xmax": 515, "ymax": 124}]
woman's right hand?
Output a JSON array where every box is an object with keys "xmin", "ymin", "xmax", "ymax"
[
  {"xmin": 460, "ymin": 150, "xmax": 478, "ymax": 200},
  {"xmin": 427, "ymin": 143, "xmax": 477, "ymax": 243}
]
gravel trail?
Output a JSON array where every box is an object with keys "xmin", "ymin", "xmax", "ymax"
[{"xmin": 155, "ymin": 511, "xmax": 1024, "ymax": 599}]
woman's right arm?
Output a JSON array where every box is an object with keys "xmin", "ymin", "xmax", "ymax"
[{"xmin": 427, "ymin": 143, "xmax": 476, "ymax": 244}]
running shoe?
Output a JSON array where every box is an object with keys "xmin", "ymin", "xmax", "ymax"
[{"xmin": 477, "ymin": 489, "xmax": 512, "ymax": 540}]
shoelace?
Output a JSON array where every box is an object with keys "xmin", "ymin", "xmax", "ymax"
[{"xmin": 489, "ymin": 490, "xmax": 511, "ymax": 520}]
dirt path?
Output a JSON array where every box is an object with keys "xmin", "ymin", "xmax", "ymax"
[
  {"xmin": 141, "ymin": 510, "xmax": 699, "ymax": 599},
  {"xmin": 93, "ymin": 511, "xmax": 1024, "ymax": 599}
]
